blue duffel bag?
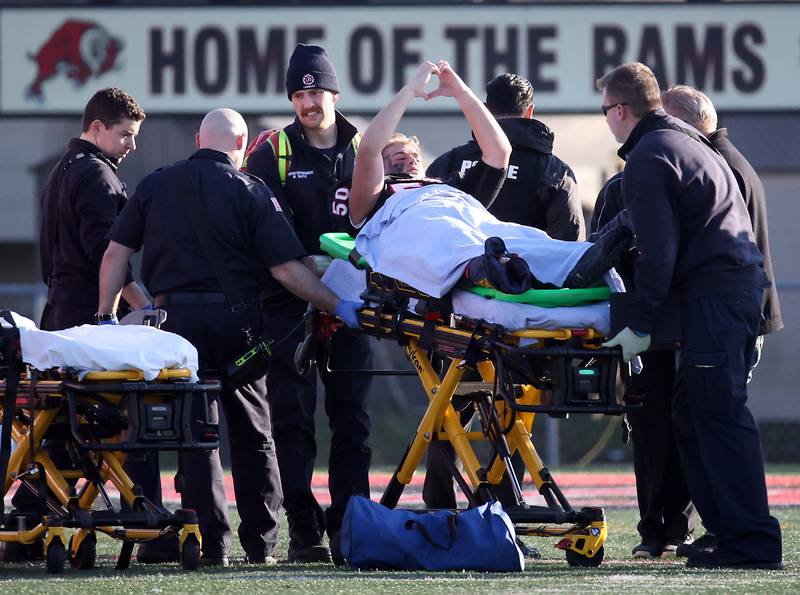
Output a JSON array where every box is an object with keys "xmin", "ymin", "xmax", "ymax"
[{"xmin": 338, "ymin": 496, "xmax": 524, "ymax": 572}]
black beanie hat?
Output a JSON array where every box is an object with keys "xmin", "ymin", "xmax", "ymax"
[{"xmin": 285, "ymin": 44, "xmax": 340, "ymax": 99}]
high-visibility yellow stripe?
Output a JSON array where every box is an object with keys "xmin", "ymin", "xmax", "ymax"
[{"xmin": 277, "ymin": 131, "xmax": 289, "ymax": 185}]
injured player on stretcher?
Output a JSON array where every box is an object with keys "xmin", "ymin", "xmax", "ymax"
[{"xmin": 328, "ymin": 60, "xmax": 631, "ymax": 308}]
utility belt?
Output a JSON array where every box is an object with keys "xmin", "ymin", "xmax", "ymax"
[
  {"xmin": 155, "ymin": 292, "xmax": 267, "ymax": 382},
  {"xmin": 46, "ymin": 284, "xmax": 98, "ymax": 305},
  {"xmin": 154, "ymin": 292, "xmax": 256, "ymax": 308}
]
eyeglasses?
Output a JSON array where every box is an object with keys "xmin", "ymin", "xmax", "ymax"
[{"xmin": 601, "ymin": 102, "xmax": 628, "ymax": 116}]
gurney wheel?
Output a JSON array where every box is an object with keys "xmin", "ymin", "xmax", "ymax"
[
  {"xmin": 45, "ymin": 538, "xmax": 66, "ymax": 574},
  {"xmin": 68, "ymin": 533, "xmax": 96, "ymax": 570},
  {"xmin": 181, "ymin": 535, "xmax": 201, "ymax": 571},
  {"xmin": 565, "ymin": 545, "xmax": 604, "ymax": 568}
]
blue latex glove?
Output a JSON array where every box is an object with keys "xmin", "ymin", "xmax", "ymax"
[
  {"xmin": 98, "ymin": 317, "xmax": 118, "ymax": 326},
  {"xmin": 136, "ymin": 303, "xmax": 154, "ymax": 311},
  {"xmin": 333, "ymin": 300, "xmax": 361, "ymax": 329}
]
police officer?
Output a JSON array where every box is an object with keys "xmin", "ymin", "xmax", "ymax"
[
  {"xmin": 244, "ymin": 44, "xmax": 372, "ymax": 562},
  {"xmin": 97, "ymin": 108, "xmax": 360, "ymax": 566},
  {"xmin": 598, "ymin": 63, "xmax": 782, "ymax": 570},
  {"xmin": 2, "ymin": 88, "xmax": 154, "ymax": 563},
  {"xmin": 592, "ymin": 173, "xmax": 696, "ymax": 559},
  {"xmin": 427, "ymin": 73, "xmax": 584, "ymax": 240},
  {"xmin": 423, "ymin": 73, "xmax": 585, "ymax": 511}
]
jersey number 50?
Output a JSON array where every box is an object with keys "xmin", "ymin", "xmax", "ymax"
[{"xmin": 332, "ymin": 186, "xmax": 349, "ymax": 216}]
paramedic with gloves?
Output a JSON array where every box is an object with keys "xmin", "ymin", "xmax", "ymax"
[
  {"xmin": 98, "ymin": 108, "xmax": 358, "ymax": 566},
  {"xmin": 597, "ymin": 63, "xmax": 782, "ymax": 570}
]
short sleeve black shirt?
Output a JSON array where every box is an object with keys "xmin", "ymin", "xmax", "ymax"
[{"xmin": 109, "ymin": 149, "xmax": 305, "ymax": 297}]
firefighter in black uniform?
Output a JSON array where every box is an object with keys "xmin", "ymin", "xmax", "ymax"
[
  {"xmin": 2, "ymin": 88, "xmax": 158, "ymax": 563},
  {"xmin": 427, "ymin": 73, "xmax": 584, "ymax": 241},
  {"xmin": 598, "ymin": 63, "xmax": 782, "ymax": 570},
  {"xmin": 423, "ymin": 73, "xmax": 586, "ymax": 511},
  {"xmin": 97, "ymin": 108, "xmax": 360, "ymax": 566},
  {"xmin": 243, "ymin": 44, "xmax": 372, "ymax": 562}
]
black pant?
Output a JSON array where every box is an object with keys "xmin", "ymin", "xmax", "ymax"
[
  {"xmin": 40, "ymin": 301, "xmax": 95, "ymax": 331},
  {"xmin": 627, "ymin": 350, "xmax": 696, "ymax": 545},
  {"xmin": 265, "ymin": 300, "xmax": 372, "ymax": 535},
  {"xmin": 672, "ymin": 289, "xmax": 781, "ymax": 562},
  {"xmin": 163, "ymin": 303, "xmax": 282, "ymax": 560}
]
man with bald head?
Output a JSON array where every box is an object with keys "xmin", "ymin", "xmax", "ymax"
[{"xmin": 98, "ymin": 108, "xmax": 359, "ymax": 566}]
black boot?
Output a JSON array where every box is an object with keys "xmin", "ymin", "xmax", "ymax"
[
  {"xmin": 563, "ymin": 227, "xmax": 633, "ymax": 289},
  {"xmin": 287, "ymin": 508, "xmax": 332, "ymax": 563}
]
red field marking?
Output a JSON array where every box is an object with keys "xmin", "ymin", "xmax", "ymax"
[
  {"xmin": 6, "ymin": 471, "xmax": 799, "ymax": 507},
  {"xmin": 157, "ymin": 471, "xmax": 800, "ymax": 507}
]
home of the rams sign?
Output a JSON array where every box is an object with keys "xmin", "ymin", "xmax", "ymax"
[{"xmin": 1, "ymin": 5, "xmax": 798, "ymax": 114}]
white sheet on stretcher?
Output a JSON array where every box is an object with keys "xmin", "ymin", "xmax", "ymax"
[
  {"xmin": 321, "ymin": 259, "xmax": 613, "ymax": 335},
  {"xmin": 354, "ymin": 184, "xmax": 593, "ymax": 298},
  {"xmin": 1, "ymin": 312, "xmax": 199, "ymax": 381}
]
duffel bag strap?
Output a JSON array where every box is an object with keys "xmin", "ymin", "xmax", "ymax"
[{"xmin": 404, "ymin": 514, "xmax": 458, "ymax": 550}]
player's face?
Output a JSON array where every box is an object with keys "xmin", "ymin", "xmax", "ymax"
[
  {"xmin": 291, "ymin": 89, "xmax": 338, "ymax": 131},
  {"xmin": 382, "ymin": 142, "xmax": 422, "ymax": 176}
]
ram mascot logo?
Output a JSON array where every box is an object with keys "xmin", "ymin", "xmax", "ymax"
[{"xmin": 26, "ymin": 20, "xmax": 123, "ymax": 101}]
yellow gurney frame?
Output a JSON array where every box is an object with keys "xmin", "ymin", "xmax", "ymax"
[
  {"xmin": 0, "ymin": 315, "xmax": 220, "ymax": 573},
  {"xmin": 316, "ymin": 269, "xmax": 639, "ymax": 568}
]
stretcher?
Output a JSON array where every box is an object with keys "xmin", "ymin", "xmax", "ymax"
[
  {"xmin": 316, "ymin": 233, "xmax": 641, "ymax": 567},
  {"xmin": 0, "ymin": 310, "xmax": 219, "ymax": 573}
]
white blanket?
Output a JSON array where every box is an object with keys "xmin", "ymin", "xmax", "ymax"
[
  {"xmin": 2, "ymin": 312, "xmax": 199, "ymax": 381},
  {"xmin": 355, "ymin": 184, "xmax": 592, "ymax": 298},
  {"xmin": 322, "ymin": 259, "xmax": 612, "ymax": 335}
]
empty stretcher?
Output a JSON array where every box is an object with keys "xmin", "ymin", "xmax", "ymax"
[
  {"xmin": 0, "ymin": 311, "xmax": 219, "ymax": 573},
  {"xmin": 316, "ymin": 233, "xmax": 641, "ymax": 567}
]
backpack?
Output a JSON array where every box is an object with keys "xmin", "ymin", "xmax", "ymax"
[{"xmin": 241, "ymin": 128, "xmax": 361, "ymax": 186}]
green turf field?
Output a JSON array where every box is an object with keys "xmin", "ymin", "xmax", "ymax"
[{"xmin": 1, "ymin": 506, "xmax": 797, "ymax": 593}]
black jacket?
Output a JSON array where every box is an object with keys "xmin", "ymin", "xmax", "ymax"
[
  {"xmin": 109, "ymin": 149, "xmax": 304, "ymax": 299},
  {"xmin": 39, "ymin": 138, "xmax": 131, "ymax": 305},
  {"xmin": 426, "ymin": 117, "xmax": 583, "ymax": 240},
  {"xmin": 708, "ymin": 129, "xmax": 782, "ymax": 334},
  {"xmin": 590, "ymin": 172, "xmax": 638, "ymax": 289},
  {"xmin": 244, "ymin": 111, "xmax": 359, "ymax": 255},
  {"xmin": 616, "ymin": 110, "xmax": 767, "ymax": 333}
]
